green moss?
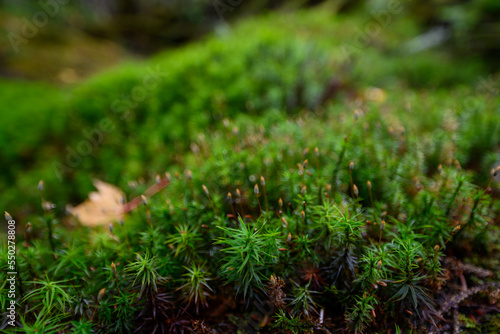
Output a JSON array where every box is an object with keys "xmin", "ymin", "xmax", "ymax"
[{"xmin": 1, "ymin": 8, "xmax": 500, "ymax": 332}]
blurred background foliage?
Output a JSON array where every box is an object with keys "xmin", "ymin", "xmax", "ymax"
[
  {"xmin": 0, "ymin": 0, "xmax": 499, "ymax": 220},
  {"xmin": 0, "ymin": 0, "xmax": 499, "ymax": 82}
]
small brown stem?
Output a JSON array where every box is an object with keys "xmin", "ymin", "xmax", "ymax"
[{"xmin": 261, "ymin": 176, "xmax": 269, "ymax": 212}]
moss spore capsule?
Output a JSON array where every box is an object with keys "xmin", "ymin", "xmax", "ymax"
[{"xmin": 202, "ymin": 184, "xmax": 210, "ymax": 196}]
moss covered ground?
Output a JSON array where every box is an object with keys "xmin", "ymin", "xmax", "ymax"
[{"xmin": 1, "ymin": 7, "xmax": 500, "ymax": 333}]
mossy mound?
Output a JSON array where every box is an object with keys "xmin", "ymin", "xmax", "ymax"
[
  {"xmin": 1, "ymin": 9, "xmax": 490, "ymax": 219},
  {"xmin": 3, "ymin": 85, "xmax": 500, "ymax": 332}
]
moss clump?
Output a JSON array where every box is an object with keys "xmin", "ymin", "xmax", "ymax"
[
  {"xmin": 3, "ymin": 86, "xmax": 500, "ymax": 332},
  {"xmin": 1, "ymin": 8, "xmax": 490, "ymax": 220}
]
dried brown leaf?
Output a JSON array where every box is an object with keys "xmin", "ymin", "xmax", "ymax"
[{"xmin": 68, "ymin": 179, "xmax": 125, "ymax": 227}]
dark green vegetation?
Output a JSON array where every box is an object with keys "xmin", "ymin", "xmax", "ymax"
[
  {"xmin": 1, "ymin": 6, "xmax": 500, "ymax": 334},
  {"xmin": 0, "ymin": 8, "xmax": 494, "ymax": 220},
  {"xmin": 2, "ymin": 0, "xmax": 499, "ymax": 65}
]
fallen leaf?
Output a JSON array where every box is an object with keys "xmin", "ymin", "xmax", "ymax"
[
  {"xmin": 68, "ymin": 177, "xmax": 171, "ymax": 227},
  {"xmin": 68, "ymin": 179, "xmax": 125, "ymax": 227},
  {"xmin": 364, "ymin": 87, "xmax": 386, "ymax": 103}
]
